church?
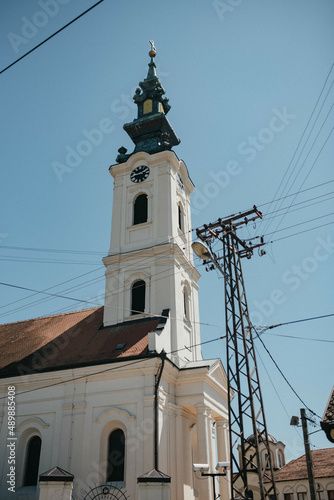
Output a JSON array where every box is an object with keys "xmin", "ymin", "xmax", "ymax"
[{"xmin": 0, "ymin": 46, "xmax": 229, "ymax": 500}]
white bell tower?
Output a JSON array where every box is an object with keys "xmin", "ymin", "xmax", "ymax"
[{"xmin": 103, "ymin": 47, "xmax": 202, "ymax": 366}]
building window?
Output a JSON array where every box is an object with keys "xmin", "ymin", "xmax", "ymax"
[
  {"xmin": 278, "ymin": 451, "xmax": 283, "ymax": 468},
  {"xmin": 107, "ymin": 429, "xmax": 125, "ymax": 482},
  {"xmin": 328, "ymin": 492, "xmax": 334, "ymax": 500},
  {"xmin": 133, "ymin": 194, "xmax": 148, "ymax": 225},
  {"xmin": 284, "ymin": 494, "xmax": 293, "ymax": 500},
  {"xmin": 24, "ymin": 436, "xmax": 41, "ymax": 486},
  {"xmin": 297, "ymin": 492, "xmax": 307, "ymax": 500},
  {"xmin": 183, "ymin": 286, "xmax": 189, "ymax": 320},
  {"xmin": 178, "ymin": 204, "xmax": 183, "ymax": 231},
  {"xmin": 131, "ymin": 280, "xmax": 145, "ymax": 315}
]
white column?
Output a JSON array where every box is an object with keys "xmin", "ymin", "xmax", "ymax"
[
  {"xmin": 39, "ymin": 481, "xmax": 73, "ymax": 500},
  {"xmin": 216, "ymin": 418, "xmax": 230, "ymax": 500},
  {"xmin": 195, "ymin": 405, "xmax": 212, "ymax": 500},
  {"xmin": 182, "ymin": 410, "xmax": 194, "ymax": 499}
]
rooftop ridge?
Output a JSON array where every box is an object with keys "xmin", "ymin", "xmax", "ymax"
[{"xmin": 0, "ymin": 306, "xmax": 101, "ymax": 327}]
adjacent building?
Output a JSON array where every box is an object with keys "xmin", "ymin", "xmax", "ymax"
[{"xmin": 271, "ymin": 448, "xmax": 334, "ymax": 500}]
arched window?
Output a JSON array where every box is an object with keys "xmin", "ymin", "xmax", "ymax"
[
  {"xmin": 24, "ymin": 436, "xmax": 41, "ymax": 486},
  {"xmin": 178, "ymin": 204, "xmax": 182, "ymax": 231},
  {"xmin": 183, "ymin": 286, "xmax": 189, "ymax": 320},
  {"xmin": 131, "ymin": 280, "xmax": 145, "ymax": 315},
  {"xmin": 278, "ymin": 451, "xmax": 283, "ymax": 468},
  {"xmin": 133, "ymin": 194, "xmax": 148, "ymax": 225},
  {"xmin": 107, "ymin": 429, "xmax": 125, "ymax": 482}
]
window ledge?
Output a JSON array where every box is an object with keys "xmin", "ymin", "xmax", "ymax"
[
  {"xmin": 128, "ymin": 220, "xmax": 152, "ymax": 230},
  {"xmin": 177, "ymin": 227, "xmax": 187, "ymax": 242},
  {"xmin": 106, "ymin": 481, "xmax": 126, "ymax": 489},
  {"xmin": 183, "ymin": 316, "xmax": 191, "ymax": 328},
  {"xmin": 124, "ymin": 312, "xmax": 149, "ymax": 322}
]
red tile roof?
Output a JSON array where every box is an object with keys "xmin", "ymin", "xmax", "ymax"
[
  {"xmin": 0, "ymin": 307, "xmax": 161, "ymax": 378},
  {"xmin": 273, "ymin": 448, "xmax": 334, "ymax": 481}
]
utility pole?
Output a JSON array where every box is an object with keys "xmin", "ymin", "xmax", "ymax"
[
  {"xmin": 194, "ymin": 206, "xmax": 277, "ymax": 500},
  {"xmin": 301, "ymin": 409, "xmax": 316, "ymax": 500}
]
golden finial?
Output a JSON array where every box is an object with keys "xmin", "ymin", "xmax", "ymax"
[{"xmin": 149, "ymin": 40, "xmax": 156, "ymax": 58}]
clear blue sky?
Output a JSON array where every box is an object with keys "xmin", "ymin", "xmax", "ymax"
[{"xmin": 0, "ymin": 0, "xmax": 333, "ymax": 462}]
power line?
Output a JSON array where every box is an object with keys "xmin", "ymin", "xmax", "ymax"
[
  {"xmin": 0, "ymin": 256, "xmax": 100, "ymax": 265},
  {"xmin": 258, "ymin": 179, "xmax": 334, "ymax": 208},
  {"xmin": 262, "ymin": 211, "xmax": 334, "ymax": 237},
  {"xmin": 260, "ymin": 61, "xmax": 334, "ymax": 234},
  {"xmin": 0, "ymin": 267, "xmax": 104, "ymax": 312},
  {"xmin": 267, "ymin": 125, "xmax": 334, "ymax": 240},
  {"xmin": 265, "ymin": 313, "xmax": 334, "ymax": 328},
  {"xmin": 0, "ymin": 280, "xmax": 226, "ymax": 331},
  {"xmin": 0, "ymin": 245, "xmax": 105, "ymax": 255},
  {"xmin": 0, "ymin": 237, "xmax": 198, "ymax": 319},
  {"xmin": 264, "ymin": 94, "xmax": 334, "ymax": 236},
  {"xmin": 262, "ymin": 191, "xmax": 334, "ymax": 218},
  {"xmin": 265, "ymin": 333, "xmax": 334, "ymax": 343},
  {"xmin": 0, "ymin": 1, "xmax": 105, "ymax": 75},
  {"xmin": 269, "ymin": 220, "xmax": 334, "ymax": 243},
  {"xmin": 253, "ymin": 327, "xmax": 321, "ymax": 419}
]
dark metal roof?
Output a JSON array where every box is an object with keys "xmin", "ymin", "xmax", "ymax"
[
  {"xmin": 39, "ymin": 466, "xmax": 74, "ymax": 482},
  {"xmin": 137, "ymin": 468, "xmax": 171, "ymax": 483},
  {"xmin": 247, "ymin": 433, "xmax": 278, "ymax": 444},
  {"xmin": 321, "ymin": 385, "xmax": 334, "ymax": 443}
]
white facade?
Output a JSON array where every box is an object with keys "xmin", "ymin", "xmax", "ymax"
[
  {"xmin": 0, "ymin": 52, "xmax": 230, "ymax": 500},
  {"xmin": 0, "ymin": 354, "xmax": 229, "ymax": 500},
  {"xmin": 103, "ymin": 149, "xmax": 202, "ymax": 366},
  {"xmin": 0, "ymin": 146, "xmax": 229, "ymax": 500}
]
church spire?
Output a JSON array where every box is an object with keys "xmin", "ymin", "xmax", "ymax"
[{"xmin": 116, "ymin": 41, "xmax": 180, "ymax": 163}]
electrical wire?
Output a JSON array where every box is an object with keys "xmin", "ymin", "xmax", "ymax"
[
  {"xmin": 265, "ymin": 333, "xmax": 334, "ymax": 343},
  {"xmin": 0, "ymin": 1, "xmax": 105, "ymax": 75},
  {"xmin": 0, "ymin": 280, "xmax": 226, "ymax": 330},
  {"xmin": 0, "ymin": 236, "xmax": 198, "ymax": 319},
  {"xmin": 262, "ymin": 211, "xmax": 334, "ymax": 237},
  {"xmin": 0, "ymin": 267, "xmax": 104, "ymax": 312},
  {"xmin": 269, "ymin": 220, "xmax": 334, "ymax": 243},
  {"xmin": 260, "ymin": 61, "xmax": 334, "ymax": 234},
  {"xmin": 0, "ymin": 245, "xmax": 105, "ymax": 255},
  {"xmin": 260, "ymin": 191, "xmax": 334, "ymax": 218},
  {"xmin": 253, "ymin": 327, "xmax": 321, "ymax": 419},
  {"xmin": 258, "ymin": 179, "xmax": 334, "ymax": 209},
  {"xmin": 266, "ymin": 124, "xmax": 334, "ymax": 240}
]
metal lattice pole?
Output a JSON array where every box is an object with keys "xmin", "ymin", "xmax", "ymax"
[
  {"xmin": 223, "ymin": 228, "xmax": 276, "ymax": 500},
  {"xmin": 195, "ymin": 207, "xmax": 277, "ymax": 500}
]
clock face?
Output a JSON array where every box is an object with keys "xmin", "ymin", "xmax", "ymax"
[
  {"xmin": 177, "ymin": 172, "xmax": 184, "ymax": 190},
  {"xmin": 130, "ymin": 165, "xmax": 150, "ymax": 183}
]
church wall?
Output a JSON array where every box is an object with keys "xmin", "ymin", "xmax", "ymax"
[{"xmin": 0, "ymin": 354, "xmax": 228, "ymax": 500}]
